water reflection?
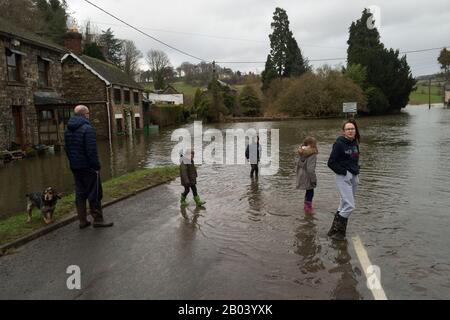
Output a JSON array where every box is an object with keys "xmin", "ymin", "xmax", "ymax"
[
  {"xmin": 295, "ymin": 216, "xmax": 324, "ymax": 274},
  {"xmin": 329, "ymin": 241, "xmax": 362, "ymax": 300},
  {"xmin": 247, "ymin": 178, "xmax": 263, "ymax": 217}
]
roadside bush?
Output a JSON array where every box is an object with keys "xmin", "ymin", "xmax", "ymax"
[{"xmin": 273, "ymin": 68, "xmax": 367, "ymax": 117}]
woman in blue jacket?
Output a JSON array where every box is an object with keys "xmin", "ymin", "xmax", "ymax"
[{"xmin": 327, "ymin": 119, "xmax": 360, "ymax": 240}]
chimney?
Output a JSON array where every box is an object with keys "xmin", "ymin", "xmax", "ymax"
[{"xmin": 64, "ymin": 28, "xmax": 82, "ymax": 56}]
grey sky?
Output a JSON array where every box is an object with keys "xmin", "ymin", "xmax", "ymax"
[{"xmin": 66, "ymin": 0, "xmax": 450, "ymax": 76}]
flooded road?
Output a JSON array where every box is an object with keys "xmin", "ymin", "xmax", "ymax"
[{"xmin": 1, "ymin": 105, "xmax": 449, "ymax": 299}]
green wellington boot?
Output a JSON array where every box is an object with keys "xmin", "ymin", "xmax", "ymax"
[
  {"xmin": 193, "ymin": 195, "xmax": 206, "ymax": 207},
  {"xmin": 180, "ymin": 194, "xmax": 188, "ymax": 207}
]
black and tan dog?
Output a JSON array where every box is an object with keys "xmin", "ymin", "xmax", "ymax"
[{"xmin": 26, "ymin": 187, "xmax": 62, "ymax": 224}]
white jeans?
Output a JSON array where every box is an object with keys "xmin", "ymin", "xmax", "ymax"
[{"xmin": 336, "ymin": 171, "xmax": 359, "ymax": 218}]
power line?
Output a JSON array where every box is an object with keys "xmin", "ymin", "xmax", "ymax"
[
  {"xmin": 86, "ymin": 20, "xmax": 346, "ymax": 50},
  {"xmin": 217, "ymin": 46, "xmax": 450, "ymax": 65},
  {"xmin": 83, "ymin": 0, "xmax": 208, "ymax": 62}
]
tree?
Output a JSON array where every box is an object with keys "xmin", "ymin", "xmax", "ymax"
[
  {"xmin": 83, "ymin": 42, "xmax": 105, "ymax": 60},
  {"xmin": 261, "ymin": 55, "xmax": 277, "ymax": 91},
  {"xmin": 347, "ymin": 9, "xmax": 416, "ymax": 113},
  {"xmin": 146, "ymin": 50, "xmax": 171, "ymax": 90},
  {"xmin": 239, "ymin": 85, "xmax": 262, "ymax": 116},
  {"xmin": 179, "ymin": 61, "xmax": 196, "ymax": 83},
  {"xmin": 36, "ymin": 0, "xmax": 69, "ymax": 44},
  {"xmin": 0, "ymin": 0, "xmax": 43, "ymax": 32},
  {"xmin": 274, "ymin": 68, "xmax": 367, "ymax": 117},
  {"xmin": 344, "ymin": 64, "xmax": 367, "ymax": 89},
  {"xmin": 193, "ymin": 88, "xmax": 203, "ymax": 113},
  {"xmin": 438, "ymin": 48, "xmax": 450, "ymax": 81},
  {"xmin": 99, "ymin": 28, "xmax": 123, "ymax": 66},
  {"xmin": 120, "ymin": 40, "xmax": 143, "ymax": 78},
  {"xmin": 261, "ymin": 7, "xmax": 308, "ymax": 90},
  {"xmin": 285, "ymin": 36, "xmax": 309, "ymax": 77}
]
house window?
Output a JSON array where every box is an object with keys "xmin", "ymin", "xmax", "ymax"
[
  {"xmin": 38, "ymin": 57, "xmax": 49, "ymax": 87},
  {"xmin": 116, "ymin": 119, "xmax": 123, "ymax": 132},
  {"xmin": 135, "ymin": 116, "xmax": 140, "ymax": 129},
  {"xmin": 124, "ymin": 90, "xmax": 130, "ymax": 104},
  {"xmin": 41, "ymin": 110, "xmax": 53, "ymax": 120},
  {"xmin": 6, "ymin": 49, "xmax": 21, "ymax": 82},
  {"xmin": 133, "ymin": 91, "xmax": 139, "ymax": 105},
  {"xmin": 114, "ymin": 88, "xmax": 121, "ymax": 104}
]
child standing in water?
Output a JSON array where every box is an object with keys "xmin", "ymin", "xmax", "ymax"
[
  {"xmin": 296, "ymin": 137, "xmax": 318, "ymax": 214},
  {"xmin": 180, "ymin": 149, "xmax": 206, "ymax": 208}
]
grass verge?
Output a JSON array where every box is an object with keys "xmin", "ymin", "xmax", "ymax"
[{"xmin": 0, "ymin": 165, "xmax": 179, "ymax": 246}]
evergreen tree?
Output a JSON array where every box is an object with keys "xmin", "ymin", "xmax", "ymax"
[
  {"xmin": 99, "ymin": 28, "xmax": 123, "ymax": 66},
  {"xmin": 83, "ymin": 42, "xmax": 105, "ymax": 61},
  {"xmin": 36, "ymin": 0, "xmax": 68, "ymax": 44},
  {"xmin": 239, "ymin": 85, "xmax": 262, "ymax": 116},
  {"xmin": 261, "ymin": 54, "xmax": 277, "ymax": 91},
  {"xmin": 347, "ymin": 9, "xmax": 416, "ymax": 113},
  {"xmin": 261, "ymin": 7, "xmax": 308, "ymax": 91}
]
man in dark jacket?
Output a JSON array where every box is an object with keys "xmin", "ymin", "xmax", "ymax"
[
  {"xmin": 245, "ymin": 135, "xmax": 262, "ymax": 178},
  {"xmin": 64, "ymin": 105, "xmax": 113, "ymax": 229}
]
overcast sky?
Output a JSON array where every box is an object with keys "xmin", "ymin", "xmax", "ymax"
[{"xmin": 66, "ymin": 0, "xmax": 450, "ymax": 76}]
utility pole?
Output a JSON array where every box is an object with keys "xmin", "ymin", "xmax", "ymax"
[{"xmin": 212, "ymin": 60, "xmax": 216, "ymax": 81}]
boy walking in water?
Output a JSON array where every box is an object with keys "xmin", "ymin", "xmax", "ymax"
[
  {"xmin": 180, "ymin": 149, "xmax": 206, "ymax": 208},
  {"xmin": 245, "ymin": 135, "xmax": 262, "ymax": 178}
]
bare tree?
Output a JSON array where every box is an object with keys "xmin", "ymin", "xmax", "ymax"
[
  {"xmin": 146, "ymin": 50, "xmax": 171, "ymax": 90},
  {"xmin": 120, "ymin": 40, "xmax": 143, "ymax": 78}
]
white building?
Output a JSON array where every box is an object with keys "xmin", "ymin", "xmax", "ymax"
[{"xmin": 147, "ymin": 85, "xmax": 184, "ymax": 105}]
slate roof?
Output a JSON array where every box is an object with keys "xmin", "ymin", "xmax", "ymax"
[{"xmin": 63, "ymin": 53, "xmax": 143, "ymax": 90}]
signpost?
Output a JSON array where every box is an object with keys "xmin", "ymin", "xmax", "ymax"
[{"xmin": 343, "ymin": 102, "xmax": 357, "ymax": 118}]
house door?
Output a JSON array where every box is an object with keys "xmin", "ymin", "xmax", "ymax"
[{"xmin": 11, "ymin": 106, "xmax": 24, "ymax": 148}]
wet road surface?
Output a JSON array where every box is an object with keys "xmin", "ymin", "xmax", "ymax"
[{"xmin": 1, "ymin": 105, "xmax": 450, "ymax": 299}]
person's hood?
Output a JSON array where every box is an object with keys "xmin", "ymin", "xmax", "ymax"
[
  {"xmin": 337, "ymin": 135, "xmax": 356, "ymax": 145},
  {"xmin": 299, "ymin": 145, "xmax": 317, "ymax": 157},
  {"xmin": 67, "ymin": 115, "xmax": 90, "ymax": 131}
]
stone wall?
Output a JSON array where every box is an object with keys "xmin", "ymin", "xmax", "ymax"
[{"xmin": 0, "ymin": 36, "xmax": 63, "ymax": 150}]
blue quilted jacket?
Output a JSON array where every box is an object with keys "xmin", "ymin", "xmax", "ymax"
[{"xmin": 64, "ymin": 115, "xmax": 101, "ymax": 171}]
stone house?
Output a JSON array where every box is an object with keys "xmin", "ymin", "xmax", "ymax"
[
  {"xmin": 0, "ymin": 17, "xmax": 67, "ymax": 150},
  {"xmin": 62, "ymin": 31, "xmax": 145, "ymax": 139}
]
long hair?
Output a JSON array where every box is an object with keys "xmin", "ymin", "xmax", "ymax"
[
  {"xmin": 302, "ymin": 136, "xmax": 318, "ymax": 154},
  {"xmin": 342, "ymin": 119, "xmax": 360, "ymax": 143}
]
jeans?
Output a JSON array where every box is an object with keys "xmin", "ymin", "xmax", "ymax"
[{"xmin": 182, "ymin": 185, "xmax": 198, "ymax": 197}]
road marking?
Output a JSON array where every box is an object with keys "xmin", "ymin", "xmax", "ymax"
[{"xmin": 352, "ymin": 235, "xmax": 388, "ymax": 300}]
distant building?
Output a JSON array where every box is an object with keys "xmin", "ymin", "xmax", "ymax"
[{"xmin": 148, "ymin": 84, "xmax": 184, "ymax": 105}]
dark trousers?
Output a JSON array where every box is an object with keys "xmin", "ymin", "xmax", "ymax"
[
  {"xmin": 305, "ymin": 189, "xmax": 314, "ymax": 202},
  {"xmin": 250, "ymin": 164, "xmax": 259, "ymax": 177},
  {"xmin": 182, "ymin": 185, "xmax": 198, "ymax": 197},
  {"xmin": 72, "ymin": 169, "xmax": 103, "ymax": 210}
]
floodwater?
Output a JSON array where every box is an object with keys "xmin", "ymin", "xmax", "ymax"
[{"xmin": 1, "ymin": 104, "xmax": 449, "ymax": 299}]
